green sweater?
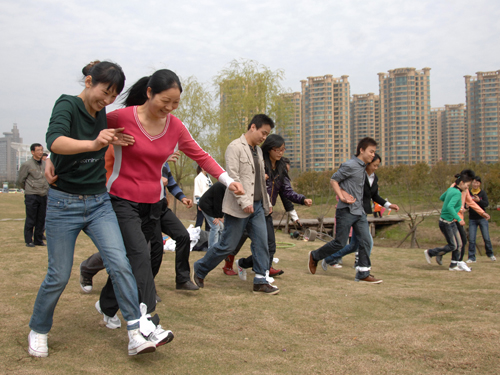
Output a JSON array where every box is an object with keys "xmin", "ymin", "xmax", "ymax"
[
  {"xmin": 439, "ymin": 186, "xmax": 462, "ymax": 222},
  {"xmin": 46, "ymin": 95, "xmax": 108, "ymax": 195}
]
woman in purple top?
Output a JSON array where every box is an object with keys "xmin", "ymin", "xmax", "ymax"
[{"xmin": 236, "ymin": 134, "xmax": 312, "ymax": 278}]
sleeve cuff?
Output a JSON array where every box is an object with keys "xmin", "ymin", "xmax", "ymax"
[
  {"xmin": 384, "ymin": 201, "xmax": 392, "ymax": 209},
  {"xmin": 218, "ymin": 172, "xmax": 235, "ymax": 188},
  {"xmin": 289, "ymin": 209, "xmax": 299, "ymax": 221}
]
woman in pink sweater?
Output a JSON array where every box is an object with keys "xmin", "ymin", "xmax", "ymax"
[{"xmin": 97, "ymin": 69, "xmax": 243, "ymax": 343}]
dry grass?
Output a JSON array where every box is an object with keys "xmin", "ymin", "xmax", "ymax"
[{"xmin": 1, "ymin": 193, "xmax": 500, "ymax": 374}]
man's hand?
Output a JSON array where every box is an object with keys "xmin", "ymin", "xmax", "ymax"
[
  {"xmin": 339, "ymin": 189, "xmax": 356, "ymax": 204},
  {"xmin": 459, "ymin": 219, "xmax": 466, "ymax": 226},
  {"xmin": 228, "ymin": 182, "xmax": 245, "ymax": 195},
  {"xmin": 111, "ymin": 128, "xmax": 135, "ymax": 147},
  {"xmin": 472, "ymin": 195, "xmax": 480, "ymax": 202},
  {"xmin": 44, "ymin": 158, "xmax": 58, "ymax": 184},
  {"xmin": 181, "ymin": 197, "xmax": 193, "ymax": 209},
  {"xmin": 161, "ymin": 177, "xmax": 168, "ymax": 186},
  {"xmin": 304, "ymin": 199, "xmax": 312, "ymax": 207},
  {"xmin": 389, "ymin": 204, "xmax": 400, "ymax": 211},
  {"xmin": 243, "ymin": 205, "xmax": 254, "ymax": 214},
  {"xmin": 483, "ymin": 212, "xmax": 491, "ymax": 220},
  {"xmin": 167, "ymin": 151, "xmax": 181, "ymax": 163}
]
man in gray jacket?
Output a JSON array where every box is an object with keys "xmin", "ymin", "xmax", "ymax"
[
  {"xmin": 17, "ymin": 143, "xmax": 49, "ymax": 247},
  {"xmin": 194, "ymin": 114, "xmax": 278, "ymax": 294}
]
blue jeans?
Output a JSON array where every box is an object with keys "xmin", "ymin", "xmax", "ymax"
[
  {"xmin": 428, "ymin": 220, "xmax": 461, "ymax": 267},
  {"xmin": 311, "ymin": 208, "xmax": 372, "ymax": 280},
  {"xmin": 202, "ymin": 211, "xmax": 224, "ymax": 248},
  {"xmin": 29, "ymin": 189, "xmax": 141, "ymax": 334},
  {"xmin": 468, "ymin": 218, "xmax": 494, "ymax": 260},
  {"xmin": 324, "ymin": 230, "xmax": 374, "ymax": 265},
  {"xmin": 194, "ymin": 200, "xmax": 270, "ymax": 284}
]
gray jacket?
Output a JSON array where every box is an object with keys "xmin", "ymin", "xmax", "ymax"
[
  {"xmin": 222, "ymin": 134, "xmax": 270, "ymax": 218},
  {"xmin": 17, "ymin": 158, "xmax": 49, "ymax": 196}
]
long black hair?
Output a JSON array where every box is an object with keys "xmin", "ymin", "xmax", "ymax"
[
  {"xmin": 261, "ymin": 134, "xmax": 288, "ymax": 181},
  {"xmin": 122, "ymin": 69, "xmax": 182, "ymax": 107},
  {"xmin": 82, "ymin": 60, "xmax": 126, "ymax": 94}
]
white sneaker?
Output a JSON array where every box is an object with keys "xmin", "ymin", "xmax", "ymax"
[
  {"xmin": 147, "ymin": 325, "xmax": 174, "ymax": 347},
  {"xmin": 95, "ymin": 300, "xmax": 121, "ymax": 329},
  {"xmin": 28, "ymin": 330, "xmax": 48, "ymax": 357},
  {"xmin": 332, "ymin": 263, "xmax": 343, "ymax": 269},
  {"xmin": 489, "ymin": 255, "xmax": 497, "ymax": 261},
  {"xmin": 424, "ymin": 250, "xmax": 431, "ymax": 264},
  {"xmin": 128, "ymin": 328, "xmax": 156, "ymax": 355},
  {"xmin": 457, "ymin": 261, "xmax": 472, "ymax": 272},
  {"xmin": 449, "ymin": 266, "xmax": 464, "ymax": 271},
  {"xmin": 321, "ymin": 259, "xmax": 328, "ymax": 272},
  {"xmin": 236, "ymin": 259, "xmax": 247, "ymax": 281},
  {"xmin": 466, "ymin": 259, "xmax": 476, "ymax": 263}
]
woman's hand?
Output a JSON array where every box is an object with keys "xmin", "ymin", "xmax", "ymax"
[
  {"xmin": 44, "ymin": 158, "xmax": 58, "ymax": 184},
  {"xmin": 228, "ymin": 182, "xmax": 245, "ymax": 195},
  {"xmin": 167, "ymin": 151, "xmax": 181, "ymax": 163},
  {"xmin": 111, "ymin": 128, "xmax": 135, "ymax": 147}
]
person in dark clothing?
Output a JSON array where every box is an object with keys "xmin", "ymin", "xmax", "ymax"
[
  {"xmin": 467, "ymin": 176, "xmax": 496, "ymax": 262},
  {"xmin": 321, "ymin": 154, "xmax": 399, "ymax": 269},
  {"xmin": 17, "ymin": 143, "xmax": 49, "ymax": 247}
]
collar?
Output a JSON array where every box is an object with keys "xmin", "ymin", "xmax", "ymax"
[{"xmin": 353, "ymin": 155, "xmax": 366, "ymax": 167}]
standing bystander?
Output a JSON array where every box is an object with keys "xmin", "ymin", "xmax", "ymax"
[
  {"xmin": 17, "ymin": 143, "xmax": 49, "ymax": 247},
  {"xmin": 467, "ymin": 176, "xmax": 496, "ymax": 263}
]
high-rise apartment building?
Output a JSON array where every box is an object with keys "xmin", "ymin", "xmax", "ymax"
[
  {"xmin": 301, "ymin": 74, "xmax": 350, "ymax": 171},
  {"xmin": 279, "ymin": 92, "xmax": 302, "ymax": 170},
  {"xmin": 349, "ymin": 93, "xmax": 380, "ymax": 154},
  {"xmin": 429, "ymin": 107, "xmax": 444, "ymax": 163},
  {"xmin": 464, "ymin": 70, "xmax": 500, "ymax": 163},
  {"xmin": 378, "ymin": 67, "xmax": 432, "ymax": 165},
  {"xmin": 441, "ymin": 104, "xmax": 467, "ymax": 163},
  {"xmin": 0, "ymin": 124, "xmax": 24, "ymax": 182}
]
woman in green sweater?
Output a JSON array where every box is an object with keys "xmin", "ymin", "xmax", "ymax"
[
  {"xmin": 28, "ymin": 61, "xmax": 158, "ymax": 357},
  {"xmin": 424, "ymin": 170, "xmax": 475, "ymax": 271}
]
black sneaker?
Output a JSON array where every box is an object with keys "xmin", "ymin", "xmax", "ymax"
[
  {"xmin": 26, "ymin": 243, "xmax": 36, "ymax": 248},
  {"xmin": 253, "ymin": 283, "xmax": 280, "ymax": 295}
]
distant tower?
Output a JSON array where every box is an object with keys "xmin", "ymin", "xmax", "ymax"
[
  {"xmin": 378, "ymin": 67, "xmax": 432, "ymax": 165},
  {"xmin": 301, "ymin": 74, "xmax": 350, "ymax": 171},
  {"xmin": 464, "ymin": 70, "xmax": 500, "ymax": 163}
]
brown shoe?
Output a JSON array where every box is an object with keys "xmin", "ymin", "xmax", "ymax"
[
  {"xmin": 308, "ymin": 251, "xmax": 318, "ymax": 274},
  {"xmin": 253, "ymin": 283, "xmax": 280, "ymax": 295},
  {"xmin": 356, "ymin": 274, "xmax": 383, "ymax": 284},
  {"xmin": 193, "ymin": 274, "xmax": 204, "ymax": 288}
]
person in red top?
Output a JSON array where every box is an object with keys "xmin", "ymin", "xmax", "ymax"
[{"xmin": 97, "ymin": 69, "xmax": 244, "ymax": 342}]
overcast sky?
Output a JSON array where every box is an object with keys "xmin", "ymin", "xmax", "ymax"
[{"xmin": 1, "ymin": 0, "xmax": 499, "ymax": 146}]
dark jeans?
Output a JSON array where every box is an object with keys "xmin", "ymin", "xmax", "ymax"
[
  {"xmin": 99, "ymin": 196, "xmax": 161, "ymax": 317},
  {"xmin": 151, "ymin": 198, "xmax": 191, "ymax": 284},
  {"xmin": 468, "ymin": 218, "xmax": 494, "ymax": 260},
  {"xmin": 24, "ymin": 194, "xmax": 47, "ymax": 244},
  {"xmin": 194, "ymin": 201, "xmax": 270, "ymax": 284},
  {"xmin": 427, "ymin": 220, "xmax": 461, "ymax": 267},
  {"xmin": 236, "ymin": 214, "xmax": 275, "ymax": 269},
  {"xmin": 324, "ymin": 230, "xmax": 373, "ymax": 265},
  {"xmin": 311, "ymin": 208, "xmax": 372, "ymax": 280},
  {"xmin": 456, "ymin": 222, "xmax": 467, "ymax": 262}
]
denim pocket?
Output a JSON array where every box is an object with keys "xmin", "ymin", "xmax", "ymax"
[{"xmin": 47, "ymin": 196, "xmax": 69, "ymax": 212}]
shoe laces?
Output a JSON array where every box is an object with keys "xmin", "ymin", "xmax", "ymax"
[{"xmin": 33, "ymin": 332, "xmax": 47, "ymax": 347}]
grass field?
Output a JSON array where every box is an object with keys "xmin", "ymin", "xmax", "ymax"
[{"xmin": 1, "ymin": 193, "xmax": 500, "ymax": 374}]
